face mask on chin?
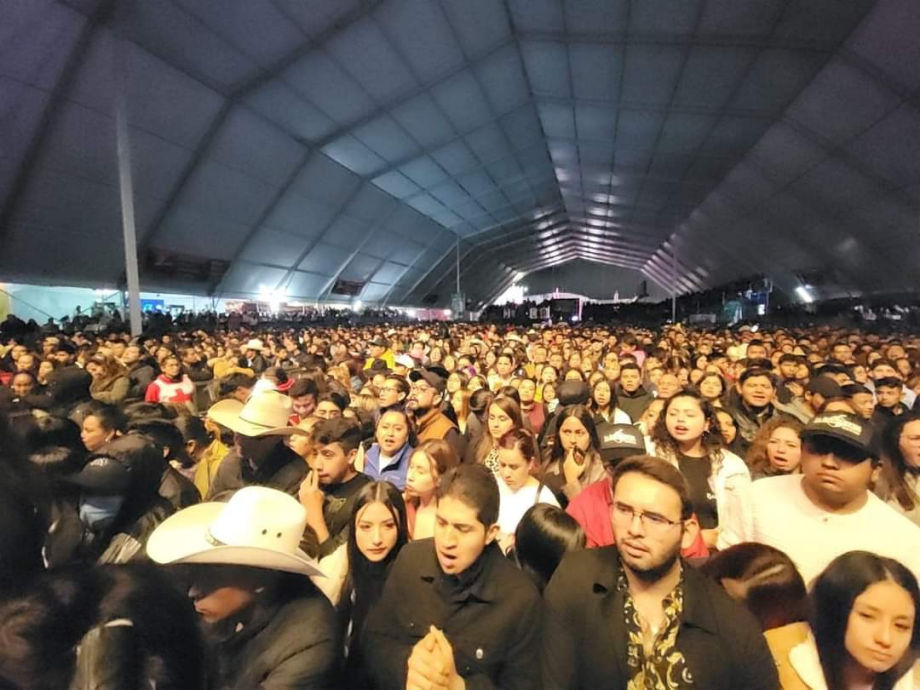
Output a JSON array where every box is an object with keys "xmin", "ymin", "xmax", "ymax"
[{"xmin": 79, "ymin": 494, "xmax": 125, "ymax": 531}]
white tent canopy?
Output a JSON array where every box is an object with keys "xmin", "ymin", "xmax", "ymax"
[{"xmin": 1, "ymin": 0, "xmax": 917, "ymax": 308}]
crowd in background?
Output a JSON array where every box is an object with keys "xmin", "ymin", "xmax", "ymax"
[{"xmin": 1, "ymin": 315, "xmax": 919, "ymax": 688}]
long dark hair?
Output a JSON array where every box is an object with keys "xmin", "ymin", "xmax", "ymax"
[
  {"xmin": 878, "ymin": 414, "xmax": 920, "ymax": 512},
  {"xmin": 514, "ymin": 503, "xmax": 585, "ymax": 592},
  {"xmin": 812, "ymin": 551, "xmax": 920, "ymax": 690},
  {"xmin": 548, "ymin": 404, "xmax": 601, "ymax": 465},
  {"xmin": 651, "ymin": 389, "xmax": 724, "ymax": 466},
  {"xmin": 589, "ymin": 378, "xmax": 619, "ymax": 415},
  {"xmin": 346, "ymin": 481, "xmax": 409, "ymax": 647},
  {"xmin": 700, "ymin": 543, "xmax": 807, "ymax": 631},
  {"xmin": 476, "ymin": 395, "xmax": 525, "ymax": 462},
  {"xmin": 0, "ymin": 563, "xmax": 205, "ymax": 689}
]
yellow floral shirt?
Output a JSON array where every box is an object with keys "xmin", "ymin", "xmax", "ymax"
[{"xmin": 618, "ymin": 570, "xmax": 694, "ymax": 689}]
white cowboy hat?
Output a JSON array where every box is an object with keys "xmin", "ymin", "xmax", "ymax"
[
  {"xmin": 147, "ymin": 486, "xmax": 323, "ymax": 577},
  {"xmin": 394, "ymin": 354, "xmax": 415, "ymax": 369},
  {"xmin": 207, "ymin": 390, "xmax": 299, "ymax": 437},
  {"xmin": 243, "ymin": 338, "xmax": 265, "ymax": 352}
]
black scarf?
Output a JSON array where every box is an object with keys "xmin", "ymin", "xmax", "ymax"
[{"xmin": 433, "ymin": 544, "xmax": 493, "ymax": 605}]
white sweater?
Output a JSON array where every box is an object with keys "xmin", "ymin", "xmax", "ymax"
[
  {"xmin": 646, "ymin": 439, "xmax": 752, "ymax": 550},
  {"xmin": 497, "ymin": 480, "xmax": 559, "ymax": 535}
]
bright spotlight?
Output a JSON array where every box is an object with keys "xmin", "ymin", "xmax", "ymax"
[{"xmin": 795, "ymin": 285, "xmax": 813, "ymax": 304}]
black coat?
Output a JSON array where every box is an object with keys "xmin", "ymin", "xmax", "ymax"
[
  {"xmin": 125, "ymin": 361, "xmax": 157, "ymax": 402},
  {"xmin": 206, "ymin": 442, "xmax": 306, "ymax": 501},
  {"xmin": 209, "ymin": 592, "xmax": 338, "ymax": 689},
  {"xmin": 541, "ymin": 546, "xmax": 780, "ymax": 690},
  {"xmin": 363, "ymin": 540, "xmax": 541, "ymax": 690},
  {"xmin": 159, "ymin": 465, "xmax": 201, "ymax": 509},
  {"xmin": 616, "ymin": 386, "xmax": 654, "ymax": 423}
]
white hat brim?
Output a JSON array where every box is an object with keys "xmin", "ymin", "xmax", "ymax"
[
  {"xmin": 207, "ymin": 399, "xmax": 300, "ymax": 437},
  {"xmin": 146, "ymin": 502, "xmax": 324, "ymax": 578}
]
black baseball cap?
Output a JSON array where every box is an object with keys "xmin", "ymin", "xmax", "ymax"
[
  {"xmin": 409, "ymin": 366, "xmax": 448, "ymax": 393},
  {"xmin": 556, "ymin": 380, "xmax": 591, "ymax": 407},
  {"xmin": 842, "ymin": 383, "xmax": 871, "ymax": 397},
  {"xmin": 64, "ymin": 454, "xmax": 131, "ymax": 494},
  {"xmin": 801, "ymin": 412, "xmax": 875, "ymax": 459},
  {"xmin": 874, "ymin": 376, "xmax": 902, "ymax": 390},
  {"xmin": 814, "ymin": 362, "xmax": 848, "ymax": 377},
  {"xmin": 806, "ymin": 376, "xmax": 843, "ymax": 398},
  {"xmin": 597, "ymin": 423, "xmax": 646, "ymax": 466}
]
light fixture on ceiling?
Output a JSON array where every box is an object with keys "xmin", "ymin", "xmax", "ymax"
[
  {"xmin": 258, "ymin": 285, "xmax": 286, "ymax": 313},
  {"xmin": 795, "ymin": 285, "xmax": 813, "ymax": 304},
  {"xmin": 352, "ymin": 299, "xmax": 363, "ymax": 312}
]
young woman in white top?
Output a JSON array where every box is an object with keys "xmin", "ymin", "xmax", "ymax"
[
  {"xmin": 589, "ymin": 378, "xmax": 631, "ymax": 425},
  {"xmin": 790, "ymin": 551, "xmax": 919, "ymax": 690},
  {"xmin": 495, "ymin": 428, "xmax": 559, "ymax": 553},
  {"xmin": 647, "ymin": 389, "xmax": 751, "ymax": 550}
]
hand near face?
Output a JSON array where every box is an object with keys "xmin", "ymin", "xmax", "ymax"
[
  {"xmin": 563, "ymin": 447, "xmax": 586, "ymax": 485},
  {"xmin": 298, "ymin": 469, "xmax": 324, "ymax": 519}
]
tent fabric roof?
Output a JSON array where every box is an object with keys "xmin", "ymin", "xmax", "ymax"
[{"xmin": 1, "ymin": 0, "xmax": 918, "ymax": 307}]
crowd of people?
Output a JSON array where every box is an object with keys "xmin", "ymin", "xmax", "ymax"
[{"xmin": 1, "ymin": 315, "xmax": 919, "ymax": 689}]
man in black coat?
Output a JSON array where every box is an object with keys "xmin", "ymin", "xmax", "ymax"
[
  {"xmin": 363, "ymin": 464, "xmax": 541, "ymax": 690},
  {"xmin": 542, "ymin": 455, "xmax": 779, "ymax": 690},
  {"xmin": 121, "ymin": 344, "xmax": 157, "ymax": 403},
  {"xmin": 205, "ymin": 391, "xmax": 307, "ymax": 501}
]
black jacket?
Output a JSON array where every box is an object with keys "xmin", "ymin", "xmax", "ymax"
[
  {"xmin": 125, "ymin": 361, "xmax": 157, "ymax": 402},
  {"xmin": 209, "ymin": 591, "xmax": 338, "ymax": 689},
  {"xmin": 616, "ymin": 386, "xmax": 653, "ymax": 423},
  {"xmin": 541, "ymin": 547, "xmax": 779, "ymax": 690},
  {"xmin": 363, "ymin": 540, "xmax": 541, "ymax": 690},
  {"xmin": 159, "ymin": 465, "xmax": 201, "ymax": 509},
  {"xmin": 238, "ymin": 354, "xmax": 267, "ymax": 374},
  {"xmin": 206, "ymin": 442, "xmax": 306, "ymax": 501},
  {"xmin": 184, "ymin": 360, "xmax": 214, "ymax": 382}
]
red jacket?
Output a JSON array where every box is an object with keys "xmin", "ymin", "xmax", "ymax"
[{"xmin": 566, "ymin": 479, "xmax": 709, "ymax": 558}]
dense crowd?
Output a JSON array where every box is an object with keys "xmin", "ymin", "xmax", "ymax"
[{"xmin": 1, "ymin": 316, "xmax": 919, "ymax": 689}]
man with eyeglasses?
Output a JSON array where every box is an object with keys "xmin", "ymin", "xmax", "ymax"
[
  {"xmin": 542, "ymin": 454, "xmax": 778, "ymax": 689},
  {"xmin": 727, "ymin": 412, "xmax": 920, "ymax": 584},
  {"xmin": 377, "ymin": 374, "xmax": 409, "ymax": 414},
  {"xmin": 407, "ymin": 366, "xmax": 463, "ymax": 457}
]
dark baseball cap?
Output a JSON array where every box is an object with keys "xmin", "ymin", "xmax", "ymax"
[
  {"xmin": 597, "ymin": 423, "xmax": 646, "ymax": 466},
  {"xmin": 806, "ymin": 376, "xmax": 843, "ymax": 398},
  {"xmin": 368, "ymin": 337, "xmax": 389, "ymax": 348},
  {"xmin": 874, "ymin": 376, "xmax": 902, "ymax": 390},
  {"xmin": 842, "ymin": 383, "xmax": 871, "ymax": 397},
  {"xmin": 814, "ymin": 362, "xmax": 848, "ymax": 377},
  {"xmin": 409, "ymin": 366, "xmax": 448, "ymax": 393},
  {"xmin": 64, "ymin": 454, "xmax": 131, "ymax": 494},
  {"xmin": 801, "ymin": 412, "xmax": 875, "ymax": 459},
  {"xmin": 556, "ymin": 380, "xmax": 591, "ymax": 407}
]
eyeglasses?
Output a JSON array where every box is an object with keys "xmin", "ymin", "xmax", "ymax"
[
  {"xmin": 409, "ymin": 384, "xmax": 433, "ymax": 394},
  {"xmin": 612, "ymin": 501, "xmax": 682, "ymax": 532}
]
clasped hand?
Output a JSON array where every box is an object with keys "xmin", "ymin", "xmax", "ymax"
[{"xmin": 406, "ymin": 626, "xmax": 464, "ymax": 690}]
